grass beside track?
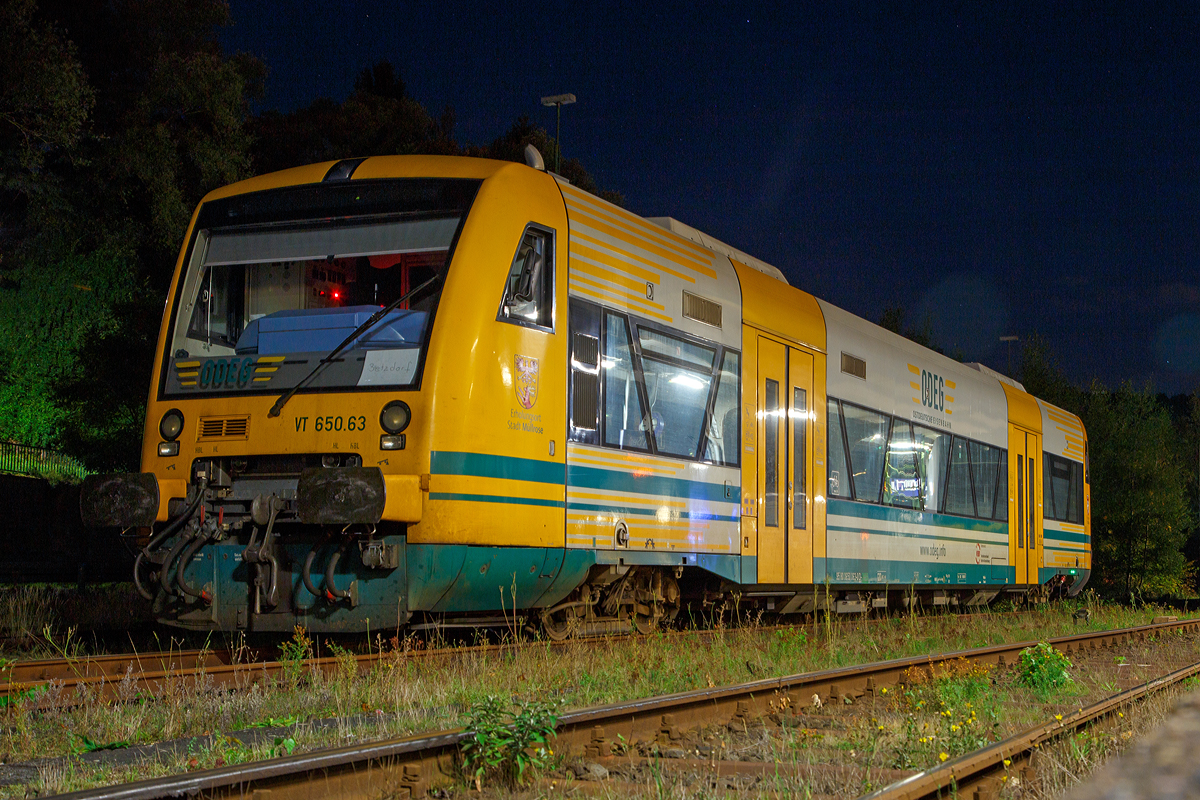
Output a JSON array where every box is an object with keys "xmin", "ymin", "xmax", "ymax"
[{"xmin": 0, "ymin": 598, "xmax": 1191, "ymax": 797}]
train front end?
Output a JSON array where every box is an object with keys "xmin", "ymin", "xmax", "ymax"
[{"xmin": 81, "ymin": 155, "xmax": 568, "ymax": 631}]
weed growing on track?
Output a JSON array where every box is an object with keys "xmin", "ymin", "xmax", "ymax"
[
  {"xmin": 460, "ymin": 695, "xmax": 559, "ymax": 789},
  {"xmin": 890, "ymin": 658, "xmax": 1004, "ymax": 769},
  {"xmin": 1019, "ymin": 641, "xmax": 1076, "ymax": 696}
]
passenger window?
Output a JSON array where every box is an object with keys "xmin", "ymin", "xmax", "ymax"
[
  {"xmin": 970, "ymin": 442, "xmax": 1002, "ymax": 519},
  {"xmin": 704, "ymin": 350, "xmax": 740, "ymax": 466},
  {"xmin": 602, "ymin": 313, "xmax": 648, "ymax": 450},
  {"xmin": 1068, "ymin": 460, "xmax": 1084, "ymax": 524},
  {"xmin": 499, "ymin": 226, "xmax": 553, "ymax": 328},
  {"xmin": 994, "ymin": 451, "xmax": 1008, "ymax": 521},
  {"xmin": 912, "ymin": 425, "xmax": 951, "ymax": 512},
  {"xmin": 841, "ymin": 403, "xmax": 889, "ymax": 503},
  {"xmin": 826, "ymin": 399, "xmax": 851, "ymax": 499},
  {"xmin": 636, "ymin": 327, "xmax": 715, "ymax": 459},
  {"xmin": 943, "ymin": 436, "xmax": 975, "ymax": 516},
  {"xmin": 883, "ymin": 420, "xmax": 920, "ymax": 509},
  {"xmin": 1047, "ymin": 455, "xmax": 1071, "ymax": 521}
]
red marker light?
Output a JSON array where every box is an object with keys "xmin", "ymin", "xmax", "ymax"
[{"xmin": 333, "ymin": 291, "xmax": 340, "ymax": 299}]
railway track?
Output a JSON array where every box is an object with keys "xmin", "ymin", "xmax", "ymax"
[
  {"xmin": 0, "ymin": 608, "xmax": 1027, "ymax": 708},
  {"xmin": 43, "ymin": 616, "xmax": 1200, "ymax": 800},
  {"xmin": 863, "ymin": 658, "xmax": 1200, "ymax": 800}
]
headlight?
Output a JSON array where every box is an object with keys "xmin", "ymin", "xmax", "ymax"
[
  {"xmin": 380, "ymin": 401, "xmax": 411, "ymax": 434},
  {"xmin": 159, "ymin": 409, "xmax": 184, "ymax": 441}
]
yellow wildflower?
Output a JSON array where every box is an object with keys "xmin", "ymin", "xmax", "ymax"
[
  {"xmin": 939, "ymin": 752, "xmax": 949, "ymax": 762},
  {"xmin": 1003, "ymin": 759, "xmax": 1011, "ymax": 767}
]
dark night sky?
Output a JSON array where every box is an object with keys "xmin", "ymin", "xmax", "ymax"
[{"xmin": 220, "ymin": 2, "xmax": 1200, "ymax": 395}]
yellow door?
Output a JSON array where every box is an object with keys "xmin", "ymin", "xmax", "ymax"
[
  {"xmin": 758, "ymin": 338, "xmax": 787, "ymax": 582},
  {"xmin": 787, "ymin": 348, "xmax": 814, "ymax": 583},
  {"xmin": 1009, "ymin": 425, "xmax": 1042, "ymax": 586}
]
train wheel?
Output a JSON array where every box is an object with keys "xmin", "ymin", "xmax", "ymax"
[
  {"xmin": 541, "ymin": 608, "xmax": 574, "ymax": 641},
  {"xmin": 631, "ymin": 569, "xmax": 680, "ymax": 633}
]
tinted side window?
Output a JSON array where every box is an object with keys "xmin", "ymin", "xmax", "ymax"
[
  {"xmin": 912, "ymin": 425, "xmax": 951, "ymax": 513},
  {"xmin": 827, "ymin": 399, "xmax": 851, "ymax": 499},
  {"xmin": 884, "ymin": 420, "xmax": 920, "ymax": 508},
  {"xmin": 970, "ymin": 441, "xmax": 1003, "ymax": 519},
  {"xmin": 994, "ymin": 451, "xmax": 1008, "ymax": 521},
  {"xmin": 842, "ymin": 403, "xmax": 889, "ymax": 503},
  {"xmin": 637, "ymin": 328, "xmax": 715, "ymax": 459},
  {"xmin": 704, "ymin": 350, "xmax": 740, "ymax": 466},
  {"xmin": 943, "ymin": 436, "xmax": 975, "ymax": 516},
  {"xmin": 499, "ymin": 226, "xmax": 553, "ymax": 329},
  {"xmin": 602, "ymin": 312, "xmax": 648, "ymax": 450},
  {"xmin": 1069, "ymin": 460, "xmax": 1084, "ymax": 524}
]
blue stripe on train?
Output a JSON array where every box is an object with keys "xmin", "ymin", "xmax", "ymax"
[{"xmin": 826, "ymin": 499, "xmax": 1008, "ymax": 534}]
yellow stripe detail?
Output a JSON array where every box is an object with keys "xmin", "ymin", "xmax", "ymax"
[
  {"xmin": 945, "ymin": 380, "xmax": 956, "ymax": 389},
  {"xmin": 912, "ymin": 397, "xmax": 921, "ymax": 404},
  {"xmin": 178, "ymin": 371, "xmax": 198, "ymax": 378},
  {"xmin": 570, "ymin": 273, "xmax": 667, "ymax": 311},
  {"xmin": 909, "ymin": 381, "xmax": 920, "ymax": 391},
  {"xmin": 568, "ymin": 283, "xmax": 674, "ymax": 322},
  {"xmin": 568, "ymin": 447, "xmax": 685, "ymax": 470},
  {"xmin": 257, "ymin": 356, "xmax": 287, "ymax": 363},
  {"xmin": 569, "ymin": 457, "xmax": 677, "ymax": 475},
  {"xmin": 945, "ymin": 409, "xmax": 953, "ymax": 415},
  {"xmin": 570, "ymin": 232, "xmax": 693, "ymax": 284},
  {"xmin": 945, "ymin": 395, "xmax": 955, "ymax": 403},
  {"xmin": 175, "ymin": 361, "xmax": 201, "ymax": 369},
  {"xmin": 571, "ymin": 259, "xmax": 661, "ymax": 296},
  {"xmin": 567, "ymin": 205, "xmax": 716, "ymax": 279},
  {"xmin": 181, "ymin": 381, "xmax": 197, "ymax": 387},
  {"xmin": 252, "ymin": 377, "xmax": 272, "ymax": 382},
  {"xmin": 907, "ymin": 364, "xmax": 920, "ymax": 375},
  {"xmin": 255, "ymin": 367, "xmax": 279, "ymax": 373},
  {"xmin": 559, "ymin": 183, "xmax": 715, "ymax": 263}
]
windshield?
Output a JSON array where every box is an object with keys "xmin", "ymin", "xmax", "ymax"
[{"xmin": 161, "ymin": 180, "xmax": 477, "ymax": 397}]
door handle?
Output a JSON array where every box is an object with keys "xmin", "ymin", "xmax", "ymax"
[{"xmin": 787, "ymin": 481, "xmax": 793, "ymax": 510}]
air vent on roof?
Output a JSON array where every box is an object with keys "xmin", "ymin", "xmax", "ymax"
[
  {"xmin": 198, "ymin": 416, "xmax": 250, "ymax": 441},
  {"xmin": 840, "ymin": 353, "xmax": 867, "ymax": 380},
  {"xmin": 682, "ymin": 292, "xmax": 722, "ymax": 328}
]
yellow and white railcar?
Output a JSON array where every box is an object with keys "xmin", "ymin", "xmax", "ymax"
[{"xmin": 81, "ymin": 153, "xmax": 1089, "ymax": 632}]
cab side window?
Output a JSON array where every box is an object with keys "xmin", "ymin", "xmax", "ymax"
[{"xmin": 499, "ymin": 225, "xmax": 554, "ymax": 329}]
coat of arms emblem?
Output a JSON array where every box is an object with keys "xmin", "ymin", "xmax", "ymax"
[{"xmin": 514, "ymin": 355, "xmax": 539, "ymax": 409}]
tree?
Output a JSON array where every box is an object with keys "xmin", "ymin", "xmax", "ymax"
[
  {"xmin": 1017, "ymin": 333, "xmax": 1081, "ymax": 412},
  {"xmin": 1084, "ymin": 381, "xmax": 1193, "ymax": 598},
  {"xmin": 468, "ymin": 115, "xmax": 624, "ymax": 207},
  {"xmin": 0, "ymin": 0, "xmax": 262, "ymax": 469}
]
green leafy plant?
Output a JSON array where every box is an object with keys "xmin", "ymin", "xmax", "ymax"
[
  {"xmin": 71, "ymin": 733, "xmax": 131, "ymax": 753},
  {"xmin": 460, "ymin": 695, "xmax": 558, "ymax": 789},
  {"xmin": 1018, "ymin": 642, "xmax": 1074, "ymax": 695},
  {"xmin": 278, "ymin": 626, "xmax": 313, "ymax": 687},
  {"xmin": 272, "ymin": 736, "xmax": 297, "ymax": 757}
]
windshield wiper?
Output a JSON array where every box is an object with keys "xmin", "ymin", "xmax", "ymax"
[{"xmin": 267, "ymin": 272, "xmax": 444, "ymax": 418}]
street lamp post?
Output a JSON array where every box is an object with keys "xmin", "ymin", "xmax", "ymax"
[
  {"xmin": 540, "ymin": 93, "xmax": 576, "ymax": 174},
  {"xmin": 1000, "ymin": 335, "xmax": 1018, "ymax": 376}
]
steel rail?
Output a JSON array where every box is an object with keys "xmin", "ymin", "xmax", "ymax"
[
  {"xmin": 44, "ymin": 617, "xmax": 1200, "ymax": 800},
  {"xmin": 1, "ymin": 649, "xmax": 232, "ymax": 685},
  {"xmin": 859, "ymin": 655, "xmax": 1200, "ymax": 800},
  {"xmin": 3, "ymin": 610, "xmax": 1023, "ymax": 707}
]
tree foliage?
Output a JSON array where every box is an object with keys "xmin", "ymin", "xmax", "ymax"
[
  {"xmin": 0, "ymin": 0, "xmax": 261, "ymax": 467},
  {"xmin": 1019, "ymin": 338, "xmax": 1196, "ymax": 598},
  {"xmin": 0, "ymin": 20, "xmax": 621, "ymax": 471}
]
